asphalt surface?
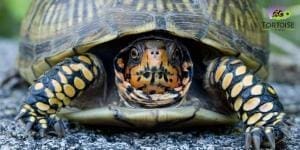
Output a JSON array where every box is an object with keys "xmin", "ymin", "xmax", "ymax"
[{"xmin": 0, "ymin": 39, "xmax": 299, "ymax": 150}]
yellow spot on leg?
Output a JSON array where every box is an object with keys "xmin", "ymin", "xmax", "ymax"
[
  {"xmin": 230, "ymin": 59, "xmax": 241, "ymax": 65},
  {"xmin": 231, "ymin": 82, "xmax": 243, "ymax": 97},
  {"xmin": 242, "ymin": 113, "xmax": 248, "ymax": 122},
  {"xmin": 29, "ymin": 116, "xmax": 36, "ymax": 122},
  {"xmin": 74, "ymin": 77, "xmax": 86, "ymax": 90},
  {"xmin": 233, "ymin": 97, "xmax": 243, "ymax": 111},
  {"xmin": 63, "ymin": 84, "xmax": 76, "ymax": 97},
  {"xmin": 247, "ymin": 113, "xmax": 262, "ymax": 125},
  {"xmin": 262, "ymin": 113, "xmax": 274, "ymax": 121},
  {"xmin": 41, "ymin": 124, "xmax": 48, "ymax": 129},
  {"xmin": 58, "ymin": 71, "xmax": 68, "ymax": 84},
  {"xmin": 62, "ymin": 66, "xmax": 73, "ymax": 75},
  {"xmin": 56, "ymin": 92, "xmax": 66, "ymax": 100},
  {"xmin": 255, "ymin": 121, "xmax": 266, "ymax": 126},
  {"xmin": 78, "ymin": 55, "xmax": 92, "ymax": 64},
  {"xmin": 44, "ymin": 88, "xmax": 54, "ymax": 98},
  {"xmin": 222, "ymin": 73, "xmax": 233, "ymax": 90},
  {"xmin": 276, "ymin": 112, "xmax": 285, "ymax": 120},
  {"xmin": 39, "ymin": 119, "xmax": 47, "ymax": 124},
  {"xmin": 70, "ymin": 64, "xmax": 81, "ymax": 71},
  {"xmin": 81, "ymin": 65, "xmax": 94, "ymax": 81},
  {"xmin": 63, "ymin": 97, "xmax": 71, "ymax": 105},
  {"xmin": 93, "ymin": 66, "xmax": 98, "ymax": 76},
  {"xmin": 214, "ymin": 65, "xmax": 226, "ymax": 83},
  {"xmin": 36, "ymin": 102, "xmax": 50, "ymax": 111},
  {"xmin": 259, "ymin": 102, "xmax": 273, "ymax": 112},
  {"xmin": 251, "ymin": 85, "xmax": 263, "ymax": 95},
  {"xmin": 34, "ymin": 83, "xmax": 44, "ymax": 90},
  {"xmin": 51, "ymin": 79, "xmax": 62, "ymax": 92},
  {"xmin": 49, "ymin": 98, "xmax": 62, "ymax": 107},
  {"xmin": 267, "ymin": 87, "xmax": 276, "ymax": 95},
  {"xmin": 243, "ymin": 97, "xmax": 260, "ymax": 111},
  {"xmin": 242, "ymin": 75, "xmax": 253, "ymax": 86},
  {"xmin": 235, "ymin": 66, "xmax": 246, "ymax": 76}
]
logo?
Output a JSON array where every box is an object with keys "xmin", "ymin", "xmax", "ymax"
[{"xmin": 263, "ymin": 6, "xmax": 295, "ymax": 31}]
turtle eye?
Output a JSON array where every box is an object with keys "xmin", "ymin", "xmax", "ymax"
[{"xmin": 130, "ymin": 48, "xmax": 139, "ymax": 59}]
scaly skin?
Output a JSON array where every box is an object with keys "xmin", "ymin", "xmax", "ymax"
[
  {"xmin": 206, "ymin": 57, "xmax": 290, "ymax": 149},
  {"xmin": 15, "ymin": 53, "xmax": 102, "ymax": 136}
]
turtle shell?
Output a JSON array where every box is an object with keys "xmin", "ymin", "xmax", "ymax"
[
  {"xmin": 18, "ymin": 0, "xmax": 269, "ymax": 84},
  {"xmin": 17, "ymin": 0, "xmax": 269, "ymax": 127}
]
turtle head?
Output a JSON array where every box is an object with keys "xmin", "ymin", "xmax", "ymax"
[{"xmin": 114, "ymin": 38, "xmax": 193, "ymax": 107}]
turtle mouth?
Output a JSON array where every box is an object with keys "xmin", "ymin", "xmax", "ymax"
[
  {"xmin": 127, "ymin": 63, "xmax": 181, "ymax": 95},
  {"xmin": 113, "ymin": 38, "xmax": 193, "ymax": 108}
]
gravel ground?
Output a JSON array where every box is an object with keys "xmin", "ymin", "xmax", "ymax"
[{"xmin": 0, "ymin": 39, "xmax": 299, "ymax": 150}]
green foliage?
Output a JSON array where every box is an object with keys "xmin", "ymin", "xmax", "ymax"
[{"xmin": 0, "ymin": 0, "xmax": 31, "ymax": 38}]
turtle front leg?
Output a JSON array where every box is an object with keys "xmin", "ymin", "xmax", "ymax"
[
  {"xmin": 205, "ymin": 57, "xmax": 290, "ymax": 150},
  {"xmin": 15, "ymin": 53, "xmax": 104, "ymax": 136}
]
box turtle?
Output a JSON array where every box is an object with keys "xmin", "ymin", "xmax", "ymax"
[{"xmin": 15, "ymin": 0, "xmax": 290, "ymax": 149}]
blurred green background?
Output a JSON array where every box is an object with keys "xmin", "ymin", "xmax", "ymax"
[
  {"xmin": 0, "ymin": 0, "xmax": 31, "ymax": 38},
  {"xmin": 0, "ymin": 0, "xmax": 299, "ymax": 52}
]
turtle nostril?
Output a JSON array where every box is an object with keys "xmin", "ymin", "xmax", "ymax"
[{"xmin": 156, "ymin": 51, "xmax": 159, "ymax": 55}]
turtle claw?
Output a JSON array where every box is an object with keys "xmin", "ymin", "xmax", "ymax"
[
  {"xmin": 252, "ymin": 131, "xmax": 261, "ymax": 150},
  {"xmin": 245, "ymin": 132, "xmax": 252, "ymax": 150},
  {"xmin": 39, "ymin": 128, "xmax": 46, "ymax": 137},
  {"xmin": 54, "ymin": 120, "xmax": 65, "ymax": 137},
  {"xmin": 15, "ymin": 105, "xmax": 65, "ymax": 137},
  {"xmin": 14, "ymin": 110, "xmax": 26, "ymax": 121},
  {"xmin": 244, "ymin": 118, "xmax": 291, "ymax": 150},
  {"xmin": 25, "ymin": 121, "xmax": 34, "ymax": 132},
  {"xmin": 265, "ymin": 129, "xmax": 275, "ymax": 150}
]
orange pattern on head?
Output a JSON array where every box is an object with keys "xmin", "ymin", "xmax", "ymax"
[{"xmin": 126, "ymin": 48, "xmax": 181, "ymax": 94}]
